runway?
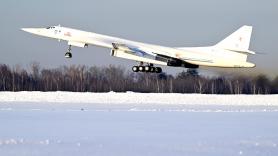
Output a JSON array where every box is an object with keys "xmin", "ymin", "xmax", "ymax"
[{"xmin": 0, "ymin": 99, "xmax": 278, "ymax": 156}]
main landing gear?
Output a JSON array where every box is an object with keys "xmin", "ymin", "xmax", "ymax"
[
  {"xmin": 65, "ymin": 45, "xmax": 72, "ymax": 58},
  {"xmin": 132, "ymin": 63, "xmax": 162, "ymax": 73}
]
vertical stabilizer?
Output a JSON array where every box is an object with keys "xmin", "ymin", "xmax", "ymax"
[{"xmin": 215, "ymin": 26, "xmax": 252, "ymax": 52}]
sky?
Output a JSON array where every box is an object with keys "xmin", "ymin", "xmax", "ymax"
[{"xmin": 0, "ymin": 0, "xmax": 277, "ymax": 77}]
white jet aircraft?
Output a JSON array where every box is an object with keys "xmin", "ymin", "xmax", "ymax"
[{"xmin": 22, "ymin": 25, "xmax": 256, "ymax": 73}]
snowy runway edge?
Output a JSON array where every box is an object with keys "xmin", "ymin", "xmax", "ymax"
[{"xmin": 0, "ymin": 92, "xmax": 277, "ymax": 106}]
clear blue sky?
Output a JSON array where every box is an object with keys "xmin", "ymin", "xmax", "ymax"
[{"xmin": 0, "ymin": 0, "xmax": 277, "ymax": 77}]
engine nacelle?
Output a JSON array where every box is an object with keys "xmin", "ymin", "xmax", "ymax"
[
  {"xmin": 110, "ymin": 49, "xmax": 167, "ymax": 66},
  {"xmin": 166, "ymin": 57, "xmax": 199, "ymax": 68},
  {"xmin": 167, "ymin": 58, "xmax": 183, "ymax": 67},
  {"xmin": 182, "ymin": 62, "xmax": 199, "ymax": 69}
]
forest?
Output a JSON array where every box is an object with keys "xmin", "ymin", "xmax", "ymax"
[{"xmin": 0, "ymin": 63, "xmax": 277, "ymax": 94}]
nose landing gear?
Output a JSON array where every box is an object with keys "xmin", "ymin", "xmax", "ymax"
[{"xmin": 65, "ymin": 45, "xmax": 72, "ymax": 58}]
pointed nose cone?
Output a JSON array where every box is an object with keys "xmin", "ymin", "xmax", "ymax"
[{"xmin": 21, "ymin": 28, "xmax": 42, "ymax": 35}]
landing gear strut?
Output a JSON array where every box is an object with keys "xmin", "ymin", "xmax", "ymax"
[
  {"xmin": 65, "ymin": 45, "xmax": 72, "ymax": 58},
  {"xmin": 132, "ymin": 63, "xmax": 162, "ymax": 73}
]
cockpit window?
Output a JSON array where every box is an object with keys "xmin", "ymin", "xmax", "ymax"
[{"xmin": 46, "ymin": 26, "xmax": 55, "ymax": 29}]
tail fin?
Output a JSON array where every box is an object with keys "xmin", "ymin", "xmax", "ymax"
[{"xmin": 215, "ymin": 25, "xmax": 254, "ymax": 54}]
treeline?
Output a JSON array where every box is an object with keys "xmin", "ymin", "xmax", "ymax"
[{"xmin": 0, "ymin": 63, "xmax": 277, "ymax": 94}]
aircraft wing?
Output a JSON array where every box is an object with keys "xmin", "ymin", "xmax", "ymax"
[
  {"xmin": 60, "ymin": 31, "xmax": 203, "ymax": 68},
  {"xmin": 21, "ymin": 26, "xmax": 201, "ymax": 68},
  {"xmin": 109, "ymin": 42, "xmax": 200, "ymax": 68}
]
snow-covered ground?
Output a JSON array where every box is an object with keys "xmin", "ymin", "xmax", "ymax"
[
  {"xmin": 0, "ymin": 92, "xmax": 278, "ymax": 156},
  {"xmin": 0, "ymin": 91, "xmax": 278, "ymax": 105}
]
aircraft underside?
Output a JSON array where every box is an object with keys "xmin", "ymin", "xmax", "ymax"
[{"xmin": 64, "ymin": 44, "xmax": 199, "ymax": 73}]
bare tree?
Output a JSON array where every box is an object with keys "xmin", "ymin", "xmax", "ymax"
[{"xmin": 0, "ymin": 63, "xmax": 276, "ymax": 94}]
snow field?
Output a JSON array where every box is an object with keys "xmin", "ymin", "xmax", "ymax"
[{"xmin": 0, "ymin": 91, "xmax": 277, "ymax": 105}]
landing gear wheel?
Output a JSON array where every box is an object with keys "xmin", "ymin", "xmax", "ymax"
[
  {"xmin": 131, "ymin": 63, "xmax": 162, "ymax": 73},
  {"xmin": 155, "ymin": 67, "xmax": 162, "ymax": 73},
  {"xmin": 144, "ymin": 66, "xmax": 151, "ymax": 72},
  {"xmin": 150, "ymin": 67, "xmax": 156, "ymax": 73},
  {"xmin": 65, "ymin": 52, "xmax": 72, "ymax": 58},
  {"xmin": 138, "ymin": 66, "xmax": 145, "ymax": 72},
  {"xmin": 132, "ymin": 66, "xmax": 139, "ymax": 72}
]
